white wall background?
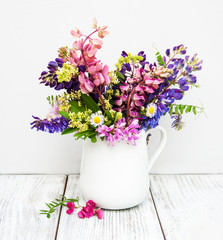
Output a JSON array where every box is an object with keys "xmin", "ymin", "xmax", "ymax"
[{"xmin": 0, "ymin": 0, "xmax": 223, "ymax": 174}]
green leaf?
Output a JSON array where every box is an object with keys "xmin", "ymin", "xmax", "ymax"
[
  {"xmin": 116, "ymin": 71, "xmax": 125, "ymax": 80},
  {"xmin": 73, "ymin": 129, "xmax": 95, "ymax": 140},
  {"xmin": 69, "ymin": 100, "xmax": 85, "ymax": 113},
  {"xmin": 58, "ymin": 111, "xmax": 70, "ymax": 119},
  {"xmin": 193, "ymin": 106, "xmax": 197, "ymax": 115},
  {"xmin": 61, "ymin": 127, "xmax": 78, "ymax": 135},
  {"xmin": 175, "ymin": 106, "xmax": 179, "ymax": 114},
  {"xmin": 156, "ymin": 51, "xmax": 166, "ymax": 67},
  {"xmin": 179, "ymin": 105, "xmax": 184, "ymax": 114},
  {"xmin": 81, "ymin": 94, "xmax": 100, "ymax": 113},
  {"xmin": 185, "ymin": 105, "xmax": 192, "ymax": 113},
  {"xmin": 90, "ymin": 135, "xmax": 97, "ymax": 143},
  {"xmin": 169, "ymin": 105, "xmax": 173, "ymax": 116},
  {"xmin": 105, "ymin": 110, "xmax": 113, "ymax": 121}
]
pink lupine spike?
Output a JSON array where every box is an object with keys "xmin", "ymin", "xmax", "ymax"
[
  {"xmin": 103, "ymin": 74, "xmax": 111, "ymax": 85},
  {"xmin": 98, "ymin": 73, "xmax": 105, "ymax": 84},
  {"xmin": 92, "ymin": 17, "xmax": 97, "ymax": 29},
  {"xmin": 93, "ymin": 79, "xmax": 100, "ymax": 86},
  {"xmin": 85, "ymin": 79, "xmax": 94, "ymax": 92},
  {"xmin": 91, "ymin": 38, "xmax": 103, "ymax": 49},
  {"xmin": 102, "ymin": 65, "xmax": 109, "ymax": 74},
  {"xmin": 71, "ymin": 28, "xmax": 82, "ymax": 38},
  {"xmin": 115, "ymin": 99, "xmax": 123, "ymax": 106},
  {"xmin": 88, "ymin": 66, "xmax": 97, "ymax": 74},
  {"xmin": 135, "ymin": 68, "xmax": 142, "ymax": 79},
  {"xmin": 120, "ymin": 83, "xmax": 130, "ymax": 92},
  {"xmin": 87, "ymin": 47, "xmax": 97, "ymax": 58},
  {"xmin": 73, "ymin": 40, "xmax": 82, "ymax": 51},
  {"xmin": 144, "ymin": 86, "xmax": 154, "ymax": 93}
]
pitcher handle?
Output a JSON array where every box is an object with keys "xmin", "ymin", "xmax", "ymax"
[{"xmin": 145, "ymin": 126, "xmax": 167, "ymax": 172}]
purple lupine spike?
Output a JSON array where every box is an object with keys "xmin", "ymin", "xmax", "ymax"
[
  {"xmin": 188, "ymin": 75, "xmax": 197, "ymax": 83},
  {"xmin": 180, "ymin": 85, "xmax": 189, "ymax": 91},
  {"xmin": 47, "ymin": 61, "xmax": 58, "ymax": 72},
  {"xmin": 55, "ymin": 58, "xmax": 64, "ymax": 67},
  {"xmin": 30, "ymin": 116, "xmax": 69, "ymax": 133},
  {"xmin": 180, "ymin": 49, "xmax": 186, "ymax": 54},
  {"xmin": 121, "ymin": 51, "xmax": 128, "ymax": 57},
  {"xmin": 178, "ymin": 77, "xmax": 187, "ymax": 85},
  {"xmin": 166, "ymin": 49, "xmax": 170, "ymax": 57},
  {"xmin": 123, "ymin": 63, "xmax": 131, "ymax": 71},
  {"xmin": 185, "ymin": 65, "xmax": 193, "ymax": 73},
  {"xmin": 78, "ymin": 65, "xmax": 86, "ymax": 73},
  {"xmin": 167, "ymin": 64, "xmax": 174, "ymax": 69}
]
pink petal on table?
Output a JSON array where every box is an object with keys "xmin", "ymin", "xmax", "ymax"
[
  {"xmin": 95, "ymin": 209, "xmax": 103, "ymax": 219},
  {"xmin": 78, "ymin": 210, "xmax": 85, "ymax": 219}
]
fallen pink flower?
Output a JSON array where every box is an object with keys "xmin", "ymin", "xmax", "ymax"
[
  {"xmin": 86, "ymin": 200, "xmax": 97, "ymax": 209},
  {"xmin": 78, "ymin": 205, "xmax": 94, "ymax": 219},
  {"xmin": 66, "ymin": 202, "xmax": 75, "ymax": 215},
  {"xmin": 95, "ymin": 209, "xmax": 103, "ymax": 219}
]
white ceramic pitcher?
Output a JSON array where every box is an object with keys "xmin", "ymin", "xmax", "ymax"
[{"xmin": 79, "ymin": 126, "xmax": 167, "ymax": 210}]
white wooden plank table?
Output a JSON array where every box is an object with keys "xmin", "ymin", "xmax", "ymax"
[
  {"xmin": 0, "ymin": 174, "xmax": 223, "ymax": 240},
  {"xmin": 150, "ymin": 175, "xmax": 223, "ymax": 240},
  {"xmin": 0, "ymin": 175, "xmax": 66, "ymax": 240},
  {"xmin": 56, "ymin": 175, "xmax": 164, "ymax": 240}
]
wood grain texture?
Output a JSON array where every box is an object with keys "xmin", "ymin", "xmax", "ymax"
[
  {"xmin": 150, "ymin": 175, "xmax": 223, "ymax": 240},
  {"xmin": 0, "ymin": 175, "xmax": 66, "ymax": 240},
  {"xmin": 57, "ymin": 175, "xmax": 164, "ymax": 240}
]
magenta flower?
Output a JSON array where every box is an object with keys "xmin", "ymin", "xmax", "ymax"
[
  {"xmin": 96, "ymin": 118, "xmax": 141, "ymax": 145},
  {"xmin": 86, "ymin": 200, "xmax": 97, "ymax": 209},
  {"xmin": 78, "ymin": 205, "xmax": 94, "ymax": 219},
  {"xmin": 95, "ymin": 209, "xmax": 104, "ymax": 219},
  {"xmin": 66, "ymin": 202, "xmax": 75, "ymax": 215}
]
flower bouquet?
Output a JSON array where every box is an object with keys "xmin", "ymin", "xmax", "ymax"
[
  {"xmin": 35, "ymin": 19, "xmax": 203, "ymax": 217},
  {"xmin": 31, "ymin": 18, "xmax": 203, "ymax": 145}
]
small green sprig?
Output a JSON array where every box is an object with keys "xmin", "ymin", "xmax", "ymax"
[
  {"xmin": 169, "ymin": 103, "xmax": 204, "ymax": 116},
  {"xmin": 156, "ymin": 51, "xmax": 166, "ymax": 67},
  {"xmin": 46, "ymin": 95, "xmax": 59, "ymax": 106},
  {"xmin": 40, "ymin": 195, "xmax": 79, "ymax": 218}
]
